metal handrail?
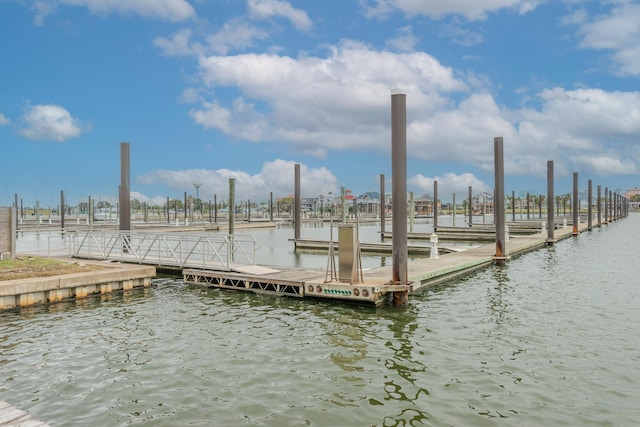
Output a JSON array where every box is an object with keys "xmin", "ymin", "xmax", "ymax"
[{"xmin": 71, "ymin": 231, "xmax": 259, "ymax": 270}]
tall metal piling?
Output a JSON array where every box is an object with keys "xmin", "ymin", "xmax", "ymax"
[
  {"xmin": 609, "ymin": 189, "xmax": 613, "ymax": 221},
  {"xmin": 546, "ymin": 160, "xmax": 555, "ymax": 244},
  {"xmin": 60, "ymin": 190, "xmax": 65, "ymax": 230},
  {"xmin": 604, "ymin": 187, "xmax": 609, "ymax": 223},
  {"xmin": 380, "ymin": 174, "xmax": 385, "ymax": 240},
  {"xmin": 493, "ymin": 137, "xmax": 506, "ymax": 265},
  {"xmin": 341, "ymin": 186, "xmax": 346, "ymax": 224},
  {"xmin": 391, "ymin": 90, "xmax": 408, "ymax": 306},
  {"xmin": 587, "ymin": 180, "xmax": 593, "ymax": 231},
  {"xmin": 294, "ymin": 163, "xmax": 301, "ymax": 240},
  {"xmin": 119, "ymin": 142, "xmax": 130, "ymax": 232},
  {"xmin": 433, "ymin": 180, "xmax": 438, "ymax": 230},
  {"xmin": 228, "ymin": 178, "xmax": 235, "ymax": 235},
  {"xmin": 573, "ymin": 172, "xmax": 579, "ymax": 236},
  {"xmin": 597, "ymin": 185, "xmax": 601, "ymax": 226},
  {"xmin": 184, "ymin": 192, "xmax": 188, "ymax": 222},
  {"xmin": 452, "ymin": 193, "xmax": 456, "ymax": 226},
  {"xmin": 468, "ymin": 186, "xmax": 473, "ymax": 227}
]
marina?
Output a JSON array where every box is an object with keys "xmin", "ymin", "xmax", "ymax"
[
  {"xmin": 2, "ymin": 210, "xmax": 610, "ymax": 309},
  {"xmin": 1, "ymin": 212, "xmax": 638, "ymax": 426},
  {"xmin": 3, "ymin": 4, "xmax": 640, "ymax": 425}
]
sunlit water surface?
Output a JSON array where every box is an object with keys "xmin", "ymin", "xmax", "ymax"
[{"xmin": 2, "ymin": 214, "xmax": 639, "ymax": 426}]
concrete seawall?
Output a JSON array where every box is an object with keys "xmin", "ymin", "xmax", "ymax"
[{"xmin": 0, "ymin": 264, "xmax": 156, "ymax": 310}]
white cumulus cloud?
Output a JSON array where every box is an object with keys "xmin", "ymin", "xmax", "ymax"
[
  {"xmin": 137, "ymin": 159, "xmax": 339, "ymax": 201},
  {"xmin": 19, "ymin": 104, "xmax": 88, "ymax": 142},
  {"xmin": 248, "ymin": 0, "xmax": 312, "ymax": 31},
  {"xmin": 361, "ymin": 0, "xmax": 542, "ymax": 21},
  {"xmin": 190, "ymin": 40, "xmax": 467, "ymax": 156},
  {"xmin": 576, "ymin": 2, "xmax": 640, "ymax": 76},
  {"xmin": 35, "ymin": 0, "xmax": 195, "ymax": 23},
  {"xmin": 409, "ymin": 172, "xmax": 491, "ymax": 198},
  {"xmin": 0, "ymin": 113, "xmax": 10, "ymax": 126},
  {"xmin": 184, "ymin": 41, "xmax": 638, "ymax": 181}
]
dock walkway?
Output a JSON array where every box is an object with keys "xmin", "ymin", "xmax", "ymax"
[{"xmin": 185, "ymin": 221, "xmax": 589, "ymax": 305}]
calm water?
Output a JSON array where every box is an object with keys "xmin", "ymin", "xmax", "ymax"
[
  {"xmin": 14, "ymin": 214, "xmax": 484, "ymax": 269},
  {"xmin": 2, "ymin": 214, "xmax": 639, "ymax": 426}
]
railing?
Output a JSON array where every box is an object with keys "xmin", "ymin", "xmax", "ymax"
[{"xmin": 71, "ymin": 231, "xmax": 259, "ymax": 270}]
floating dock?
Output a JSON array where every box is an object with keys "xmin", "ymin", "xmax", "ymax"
[
  {"xmin": 184, "ymin": 221, "xmax": 590, "ymax": 306},
  {"xmin": 289, "ymin": 238, "xmax": 455, "ymax": 256},
  {"xmin": 3, "ymin": 219, "xmax": 605, "ymax": 308}
]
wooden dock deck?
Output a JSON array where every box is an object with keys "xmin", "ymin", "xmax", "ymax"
[{"xmin": 0, "ymin": 401, "xmax": 49, "ymax": 426}]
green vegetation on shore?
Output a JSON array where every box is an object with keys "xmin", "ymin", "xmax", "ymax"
[{"xmin": 0, "ymin": 257, "xmax": 106, "ymax": 281}]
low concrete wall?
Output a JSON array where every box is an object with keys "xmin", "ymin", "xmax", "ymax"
[
  {"xmin": 0, "ymin": 207, "xmax": 17, "ymax": 260},
  {"xmin": 0, "ymin": 264, "xmax": 156, "ymax": 310}
]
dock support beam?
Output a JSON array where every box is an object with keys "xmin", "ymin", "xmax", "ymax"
[
  {"xmin": 119, "ymin": 142, "xmax": 130, "ymax": 232},
  {"xmin": 294, "ymin": 163, "xmax": 301, "ymax": 240},
  {"xmin": 391, "ymin": 90, "xmax": 408, "ymax": 306},
  {"xmin": 493, "ymin": 137, "xmax": 506, "ymax": 265},
  {"xmin": 546, "ymin": 161, "xmax": 555, "ymax": 244}
]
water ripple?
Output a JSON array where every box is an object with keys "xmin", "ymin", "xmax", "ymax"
[{"xmin": 2, "ymin": 216, "xmax": 640, "ymax": 426}]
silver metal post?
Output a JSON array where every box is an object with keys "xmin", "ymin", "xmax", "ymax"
[
  {"xmin": 119, "ymin": 142, "xmax": 130, "ymax": 232},
  {"xmin": 391, "ymin": 90, "xmax": 408, "ymax": 305},
  {"xmin": 294, "ymin": 163, "xmax": 301, "ymax": 240},
  {"xmin": 572, "ymin": 172, "xmax": 579, "ymax": 236},
  {"xmin": 547, "ymin": 161, "xmax": 555, "ymax": 244},
  {"xmin": 493, "ymin": 137, "xmax": 506, "ymax": 264}
]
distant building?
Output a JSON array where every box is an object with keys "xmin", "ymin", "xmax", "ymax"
[
  {"xmin": 624, "ymin": 187, "xmax": 640, "ymax": 199},
  {"xmin": 626, "ymin": 187, "xmax": 640, "ymax": 209},
  {"xmin": 356, "ymin": 192, "xmax": 380, "ymax": 215}
]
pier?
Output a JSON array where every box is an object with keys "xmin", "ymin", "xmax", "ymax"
[
  {"xmin": 4, "ymin": 211, "xmax": 629, "ymax": 309},
  {"xmin": 183, "ymin": 219, "xmax": 590, "ymax": 306},
  {"xmin": 5, "ymin": 211, "xmax": 614, "ymax": 307}
]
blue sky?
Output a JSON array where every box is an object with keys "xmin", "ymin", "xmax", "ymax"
[{"xmin": 1, "ymin": 0, "xmax": 639, "ymax": 208}]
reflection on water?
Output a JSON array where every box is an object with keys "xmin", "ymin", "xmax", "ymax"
[
  {"xmin": 15, "ymin": 217, "xmax": 474, "ymax": 268},
  {"xmin": 2, "ymin": 214, "xmax": 640, "ymax": 426},
  {"xmin": 487, "ymin": 265, "xmax": 511, "ymax": 325}
]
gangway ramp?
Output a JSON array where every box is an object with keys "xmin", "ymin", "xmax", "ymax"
[{"xmin": 71, "ymin": 230, "xmax": 259, "ymax": 271}]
